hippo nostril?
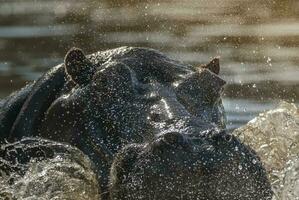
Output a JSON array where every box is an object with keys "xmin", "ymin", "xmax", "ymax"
[{"xmin": 223, "ymin": 132, "xmax": 232, "ymax": 142}]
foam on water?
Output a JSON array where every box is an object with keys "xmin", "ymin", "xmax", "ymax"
[
  {"xmin": 0, "ymin": 139, "xmax": 99, "ymax": 200},
  {"xmin": 233, "ymin": 102, "xmax": 299, "ymax": 199}
]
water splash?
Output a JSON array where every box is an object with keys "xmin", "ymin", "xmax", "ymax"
[
  {"xmin": 0, "ymin": 138, "xmax": 99, "ymax": 200},
  {"xmin": 233, "ymin": 102, "xmax": 299, "ymax": 199}
]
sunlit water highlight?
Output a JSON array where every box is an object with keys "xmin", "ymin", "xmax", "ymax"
[
  {"xmin": 0, "ymin": 139, "xmax": 99, "ymax": 200},
  {"xmin": 233, "ymin": 102, "xmax": 299, "ymax": 199}
]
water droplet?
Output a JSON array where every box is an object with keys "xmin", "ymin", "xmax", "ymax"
[{"xmin": 266, "ymin": 57, "xmax": 272, "ymax": 66}]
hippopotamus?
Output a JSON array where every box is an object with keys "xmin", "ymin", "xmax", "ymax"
[{"xmin": 0, "ymin": 46, "xmax": 272, "ymax": 199}]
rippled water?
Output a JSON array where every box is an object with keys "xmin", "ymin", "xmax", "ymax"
[{"xmin": 0, "ymin": 0, "xmax": 298, "ymax": 199}]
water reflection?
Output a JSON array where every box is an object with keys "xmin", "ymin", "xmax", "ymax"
[{"xmin": 0, "ymin": 0, "xmax": 298, "ymax": 129}]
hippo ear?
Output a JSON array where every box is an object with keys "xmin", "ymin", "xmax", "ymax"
[
  {"xmin": 64, "ymin": 47, "xmax": 93, "ymax": 85},
  {"xmin": 202, "ymin": 57, "xmax": 220, "ymax": 75}
]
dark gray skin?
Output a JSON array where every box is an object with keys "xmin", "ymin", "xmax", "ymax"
[
  {"xmin": 0, "ymin": 47, "xmax": 272, "ymax": 199},
  {"xmin": 0, "ymin": 83, "xmax": 34, "ymax": 138},
  {"xmin": 108, "ymin": 54, "xmax": 272, "ymax": 199},
  {"xmin": 109, "ymin": 130, "xmax": 272, "ymax": 200}
]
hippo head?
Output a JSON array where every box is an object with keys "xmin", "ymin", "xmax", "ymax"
[
  {"xmin": 39, "ymin": 47, "xmax": 226, "ymax": 148},
  {"xmin": 4, "ymin": 46, "xmax": 272, "ymax": 199},
  {"xmin": 58, "ymin": 47, "xmax": 271, "ymax": 199},
  {"xmin": 30, "ymin": 47, "xmax": 229, "ymax": 195},
  {"xmin": 109, "ymin": 130, "xmax": 273, "ymax": 200}
]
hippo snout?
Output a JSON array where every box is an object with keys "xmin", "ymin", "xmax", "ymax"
[
  {"xmin": 150, "ymin": 132, "xmax": 192, "ymax": 153},
  {"xmin": 110, "ymin": 129, "xmax": 273, "ymax": 200}
]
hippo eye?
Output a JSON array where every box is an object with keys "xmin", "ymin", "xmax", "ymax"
[
  {"xmin": 163, "ymin": 132, "xmax": 184, "ymax": 145},
  {"xmin": 149, "ymin": 112, "xmax": 163, "ymax": 122},
  {"xmin": 174, "ymin": 65, "xmax": 226, "ymax": 126}
]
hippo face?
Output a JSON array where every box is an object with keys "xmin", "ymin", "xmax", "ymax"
[
  {"xmin": 39, "ymin": 47, "xmax": 226, "ymax": 152},
  {"xmin": 109, "ymin": 131, "xmax": 273, "ymax": 200},
  {"xmin": 2, "ymin": 47, "xmax": 272, "ymax": 199}
]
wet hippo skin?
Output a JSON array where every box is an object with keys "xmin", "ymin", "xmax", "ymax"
[{"xmin": 0, "ymin": 47, "xmax": 272, "ymax": 199}]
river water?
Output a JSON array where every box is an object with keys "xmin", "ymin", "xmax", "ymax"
[{"xmin": 0, "ymin": 0, "xmax": 298, "ymax": 199}]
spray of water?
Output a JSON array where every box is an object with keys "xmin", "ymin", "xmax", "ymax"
[
  {"xmin": 233, "ymin": 102, "xmax": 299, "ymax": 199},
  {"xmin": 0, "ymin": 139, "xmax": 100, "ymax": 200}
]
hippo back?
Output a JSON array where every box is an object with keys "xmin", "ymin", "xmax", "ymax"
[{"xmin": 0, "ymin": 83, "xmax": 33, "ymax": 140}]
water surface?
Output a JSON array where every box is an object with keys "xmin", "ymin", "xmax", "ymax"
[{"xmin": 0, "ymin": 0, "xmax": 298, "ymax": 130}]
